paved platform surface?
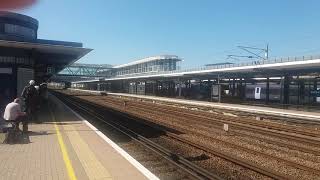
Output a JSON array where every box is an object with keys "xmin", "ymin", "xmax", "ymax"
[
  {"xmin": 68, "ymin": 89, "xmax": 320, "ymax": 122},
  {"xmin": 0, "ymin": 94, "xmax": 157, "ymax": 180}
]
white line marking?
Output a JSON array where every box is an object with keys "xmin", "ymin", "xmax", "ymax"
[{"xmin": 55, "ymin": 96, "xmax": 159, "ymax": 180}]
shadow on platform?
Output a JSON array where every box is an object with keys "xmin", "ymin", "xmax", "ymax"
[
  {"xmin": 14, "ymin": 134, "xmax": 31, "ymax": 144},
  {"xmin": 0, "ymin": 130, "xmax": 54, "ymax": 145},
  {"xmin": 0, "ymin": 133, "xmax": 31, "ymax": 145},
  {"xmin": 28, "ymin": 130, "xmax": 54, "ymax": 136}
]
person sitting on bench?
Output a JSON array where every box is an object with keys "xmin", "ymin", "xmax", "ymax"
[{"xmin": 3, "ymin": 98, "xmax": 27, "ymax": 133}]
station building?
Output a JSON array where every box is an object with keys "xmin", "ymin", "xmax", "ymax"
[
  {"xmin": 96, "ymin": 55, "xmax": 181, "ymax": 77},
  {"xmin": 0, "ymin": 11, "xmax": 91, "ymax": 108},
  {"xmin": 72, "ymin": 55, "xmax": 181, "ymax": 91},
  {"xmin": 71, "ymin": 55, "xmax": 320, "ymax": 106}
]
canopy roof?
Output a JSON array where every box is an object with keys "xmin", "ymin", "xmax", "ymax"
[
  {"xmin": 113, "ymin": 55, "xmax": 181, "ymax": 69},
  {"xmin": 0, "ymin": 39, "xmax": 91, "ymax": 66}
]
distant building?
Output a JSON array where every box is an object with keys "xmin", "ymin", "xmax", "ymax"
[{"xmin": 97, "ymin": 55, "xmax": 181, "ymax": 77}]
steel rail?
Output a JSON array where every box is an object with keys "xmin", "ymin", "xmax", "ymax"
[
  {"xmin": 54, "ymin": 92, "xmax": 223, "ymax": 180},
  {"xmin": 55, "ymin": 92, "xmax": 290, "ymax": 179},
  {"xmin": 113, "ymin": 98, "xmax": 320, "ymax": 146},
  {"xmin": 72, "ymin": 94, "xmax": 320, "ymax": 156},
  {"xmin": 91, "ymin": 96, "xmax": 320, "ymax": 178}
]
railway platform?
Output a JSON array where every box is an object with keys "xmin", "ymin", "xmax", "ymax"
[
  {"xmin": 108, "ymin": 93, "xmax": 320, "ymax": 122},
  {"xmin": 69, "ymin": 89, "xmax": 320, "ymax": 122},
  {"xmin": 0, "ymin": 94, "xmax": 158, "ymax": 180}
]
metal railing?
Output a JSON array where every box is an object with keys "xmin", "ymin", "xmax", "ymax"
[{"xmin": 111, "ymin": 55, "xmax": 320, "ymax": 79}]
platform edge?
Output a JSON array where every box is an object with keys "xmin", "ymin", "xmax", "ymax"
[{"xmin": 53, "ymin": 95, "xmax": 160, "ymax": 180}]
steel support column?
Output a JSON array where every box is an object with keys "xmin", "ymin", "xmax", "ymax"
[
  {"xmin": 232, "ymin": 78, "xmax": 235, "ymax": 96},
  {"xmin": 314, "ymin": 79, "xmax": 317, "ymax": 103},
  {"xmin": 243, "ymin": 78, "xmax": 247, "ymax": 101},
  {"xmin": 208, "ymin": 79, "xmax": 212, "ymax": 100},
  {"xmin": 144, "ymin": 81, "xmax": 147, "ymax": 95},
  {"xmin": 153, "ymin": 81, "xmax": 156, "ymax": 95},
  {"xmin": 239, "ymin": 78, "xmax": 244, "ymax": 100},
  {"xmin": 282, "ymin": 76, "xmax": 290, "ymax": 104},
  {"xmin": 135, "ymin": 81, "xmax": 138, "ymax": 94},
  {"xmin": 297, "ymin": 76, "xmax": 304, "ymax": 105},
  {"xmin": 266, "ymin": 77, "xmax": 270, "ymax": 104},
  {"xmin": 218, "ymin": 75, "xmax": 221, "ymax": 103},
  {"xmin": 178, "ymin": 80, "xmax": 182, "ymax": 97},
  {"xmin": 121, "ymin": 80, "xmax": 124, "ymax": 93}
]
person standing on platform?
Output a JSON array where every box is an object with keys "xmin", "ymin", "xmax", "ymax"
[{"xmin": 21, "ymin": 80, "xmax": 38, "ymax": 126}]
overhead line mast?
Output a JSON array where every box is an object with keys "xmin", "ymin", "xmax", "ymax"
[{"xmin": 227, "ymin": 44, "xmax": 269, "ymax": 62}]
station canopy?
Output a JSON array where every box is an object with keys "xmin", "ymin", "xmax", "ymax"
[{"xmin": 0, "ymin": 39, "xmax": 92, "ymax": 80}]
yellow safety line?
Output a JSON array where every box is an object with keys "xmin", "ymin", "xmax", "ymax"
[
  {"xmin": 49, "ymin": 109, "xmax": 77, "ymax": 180},
  {"xmin": 64, "ymin": 124, "xmax": 112, "ymax": 179}
]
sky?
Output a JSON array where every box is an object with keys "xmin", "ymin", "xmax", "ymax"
[{"xmin": 14, "ymin": 0, "xmax": 320, "ymax": 68}]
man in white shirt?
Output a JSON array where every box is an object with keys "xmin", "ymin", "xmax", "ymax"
[{"xmin": 3, "ymin": 98, "xmax": 27, "ymax": 132}]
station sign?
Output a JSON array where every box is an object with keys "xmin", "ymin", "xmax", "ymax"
[{"xmin": 310, "ymin": 90, "xmax": 320, "ymax": 97}]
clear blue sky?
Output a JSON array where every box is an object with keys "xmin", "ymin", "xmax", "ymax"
[{"xmin": 16, "ymin": 0, "xmax": 320, "ymax": 67}]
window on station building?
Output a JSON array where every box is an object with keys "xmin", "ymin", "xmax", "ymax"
[
  {"xmin": 16, "ymin": 57, "xmax": 30, "ymax": 64},
  {"xmin": 4, "ymin": 24, "xmax": 36, "ymax": 39},
  {"xmin": 0, "ymin": 56, "xmax": 30, "ymax": 64},
  {"xmin": 0, "ymin": 56, "xmax": 15, "ymax": 63}
]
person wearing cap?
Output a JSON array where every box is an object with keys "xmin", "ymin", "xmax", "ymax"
[
  {"xmin": 3, "ymin": 98, "xmax": 27, "ymax": 132},
  {"xmin": 21, "ymin": 80, "xmax": 38, "ymax": 126}
]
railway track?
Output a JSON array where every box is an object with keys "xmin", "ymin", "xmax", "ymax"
[
  {"xmin": 142, "ymin": 103, "xmax": 320, "ymax": 146},
  {"xmin": 60, "ymin": 91, "xmax": 320, "ymax": 158},
  {"xmin": 99, "ymin": 96, "xmax": 320, "ymax": 159},
  {"xmin": 121, "ymin": 96, "xmax": 320, "ymax": 136},
  {"xmin": 79, "ymin": 94, "xmax": 320, "ymax": 148},
  {"xmin": 53, "ymin": 90, "xmax": 320, "ymax": 179},
  {"xmin": 159, "ymin": 100, "xmax": 320, "ymax": 126},
  {"xmin": 65, "ymin": 89, "xmax": 320, "ymax": 125},
  {"xmin": 107, "ymin": 95, "xmax": 320, "ymax": 144},
  {"xmin": 87, "ymin": 96, "xmax": 320, "ymax": 177},
  {"xmin": 53, "ymin": 92, "xmax": 223, "ymax": 180}
]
